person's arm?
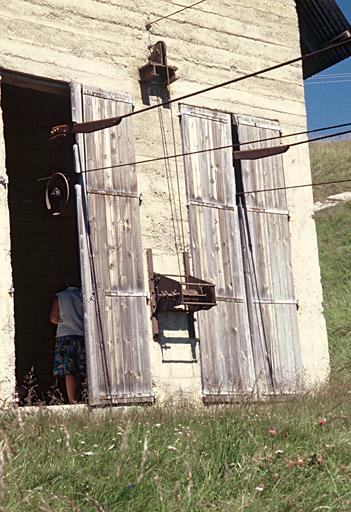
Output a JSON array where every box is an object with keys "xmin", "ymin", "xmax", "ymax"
[{"xmin": 49, "ymin": 297, "xmax": 60, "ymax": 325}]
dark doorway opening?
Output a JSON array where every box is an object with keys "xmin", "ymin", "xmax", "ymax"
[{"xmin": 2, "ymin": 78, "xmax": 81, "ymax": 405}]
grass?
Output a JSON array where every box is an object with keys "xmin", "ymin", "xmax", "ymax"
[
  {"xmin": 1, "ymin": 391, "xmax": 351, "ymax": 512},
  {"xmin": 309, "ymin": 140, "xmax": 351, "ymax": 203},
  {"xmin": 315, "ymin": 203, "xmax": 351, "ymax": 378},
  {"xmin": 0, "ymin": 140, "xmax": 350, "ymax": 511},
  {"xmin": 311, "ymin": 140, "xmax": 351, "ymax": 379}
]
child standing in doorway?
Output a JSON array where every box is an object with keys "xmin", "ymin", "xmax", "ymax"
[{"xmin": 49, "ymin": 281, "xmax": 85, "ymax": 404}]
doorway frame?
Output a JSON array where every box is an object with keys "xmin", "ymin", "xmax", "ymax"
[{"xmin": 0, "ymin": 69, "xmax": 84, "ymax": 406}]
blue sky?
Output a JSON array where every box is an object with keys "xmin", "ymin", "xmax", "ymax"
[{"xmin": 304, "ymin": 0, "xmax": 351, "ymax": 135}]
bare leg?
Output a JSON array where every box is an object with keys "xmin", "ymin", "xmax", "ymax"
[{"xmin": 65, "ymin": 374, "xmax": 78, "ymax": 404}]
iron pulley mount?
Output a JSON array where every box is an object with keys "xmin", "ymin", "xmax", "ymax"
[
  {"xmin": 45, "ymin": 172, "xmax": 71, "ymax": 216},
  {"xmin": 152, "ymin": 273, "xmax": 216, "ymax": 314},
  {"xmin": 147, "ymin": 249, "xmax": 216, "ymax": 338},
  {"xmin": 138, "ymin": 40, "xmax": 178, "ymax": 85}
]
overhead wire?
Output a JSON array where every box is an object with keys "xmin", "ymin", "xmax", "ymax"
[
  {"xmin": 146, "ymin": 0, "xmax": 207, "ymax": 30},
  {"xmin": 157, "ymin": 100, "xmax": 183, "ymax": 275},
  {"xmin": 238, "ymin": 202, "xmax": 275, "ymax": 389},
  {"xmin": 305, "ymin": 80, "xmax": 351, "ymax": 84},
  {"xmin": 51, "ymin": 38, "xmax": 351, "ymax": 139},
  {"xmin": 43, "ymin": 38, "xmax": 351, "ymax": 201},
  {"xmin": 165, "ymin": 51, "xmax": 187, "ymax": 255},
  {"xmin": 58, "ymin": 122, "xmax": 351, "ymax": 177},
  {"xmin": 307, "ymin": 73, "xmax": 351, "ymax": 78},
  {"xmin": 75, "ymin": 146, "xmax": 112, "ymax": 403},
  {"xmin": 121, "ymin": 38, "xmax": 350, "ymax": 122},
  {"xmin": 236, "ymin": 177, "xmax": 351, "ymax": 197},
  {"xmin": 38, "ymin": 121, "xmax": 351, "ymax": 182},
  {"xmin": 47, "ymin": 135, "xmax": 351, "ymax": 214}
]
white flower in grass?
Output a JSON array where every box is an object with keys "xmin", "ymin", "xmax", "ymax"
[
  {"xmin": 255, "ymin": 484, "xmax": 264, "ymax": 493},
  {"xmin": 167, "ymin": 445, "xmax": 177, "ymax": 451},
  {"xmin": 82, "ymin": 451, "xmax": 94, "ymax": 456}
]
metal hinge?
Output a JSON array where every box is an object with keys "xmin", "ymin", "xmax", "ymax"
[
  {"xmin": 253, "ymin": 298, "xmax": 298, "ymax": 306},
  {"xmin": 246, "ymin": 206, "xmax": 289, "ymax": 216},
  {"xmin": 188, "ymin": 199, "xmax": 236, "ymax": 211},
  {"xmin": 0, "ymin": 176, "xmax": 8, "ymax": 188},
  {"xmin": 216, "ymin": 296, "xmax": 245, "ymax": 303},
  {"xmin": 12, "ymin": 391, "xmax": 19, "ymax": 406},
  {"xmin": 105, "ymin": 290, "xmax": 148, "ymax": 298},
  {"xmin": 87, "ymin": 188, "xmax": 141, "ymax": 200}
]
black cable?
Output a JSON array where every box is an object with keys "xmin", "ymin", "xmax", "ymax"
[
  {"xmin": 157, "ymin": 102, "xmax": 183, "ymax": 275},
  {"xmin": 80, "ymin": 124, "xmax": 351, "ymax": 175},
  {"xmin": 90, "ymin": 38, "xmax": 351, "ymax": 128},
  {"xmin": 76, "ymin": 147, "xmax": 113, "ymax": 404},
  {"xmin": 238, "ymin": 203, "xmax": 275, "ymax": 390},
  {"xmin": 38, "ymin": 122, "xmax": 351, "ymax": 182},
  {"xmin": 146, "ymin": 0, "xmax": 206, "ymax": 30},
  {"xmin": 236, "ymin": 177, "xmax": 351, "ymax": 197},
  {"xmin": 107, "ymin": 37, "xmax": 351, "ymax": 119},
  {"xmin": 50, "ymin": 37, "xmax": 350, "ymax": 140}
]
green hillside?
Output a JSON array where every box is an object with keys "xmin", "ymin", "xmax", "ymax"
[
  {"xmin": 310, "ymin": 139, "xmax": 351, "ymax": 203},
  {"xmin": 310, "ymin": 140, "xmax": 351, "ymax": 379}
]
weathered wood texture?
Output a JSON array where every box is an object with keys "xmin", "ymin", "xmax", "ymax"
[
  {"xmin": 233, "ymin": 114, "xmax": 303, "ymax": 394},
  {"xmin": 179, "ymin": 104, "xmax": 256, "ymax": 400},
  {"xmin": 72, "ymin": 84, "xmax": 153, "ymax": 406}
]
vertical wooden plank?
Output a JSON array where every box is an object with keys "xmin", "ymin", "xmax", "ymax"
[
  {"xmin": 72, "ymin": 84, "xmax": 153, "ymax": 405},
  {"xmin": 180, "ymin": 104, "xmax": 256, "ymax": 401},
  {"xmin": 234, "ymin": 115, "xmax": 303, "ymax": 394},
  {"xmin": 71, "ymin": 83, "xmax": 106, "ymax": 404}
]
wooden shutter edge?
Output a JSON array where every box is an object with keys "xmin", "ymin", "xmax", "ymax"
[
  {"xmin": 179, "ymin": 103, "xmax": 232, "ymax": 123},
  {"xmin": 232, "ymin": 113, "xmax": 280, "ymax": 131},
  {"xmin": 78, "ymin": 85, "xmax": 154, "ymax": 404},
  {"xmin": 82, "ymin": 85, "xmax": 134, "ymax": 106},
  {"xmin": 203, "ymin": 392, "xmax": 256, "ymax": 404},
  {"xmin": 179, "ymin": 104, "xmax": 257, "ymax": 396},
  {"xmin": 74, "ymin": 153, "xmax": 102, "ymax": 406}
]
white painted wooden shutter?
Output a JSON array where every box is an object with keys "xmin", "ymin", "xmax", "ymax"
[
  {"xmin": 72, "ymin": 84, "xmax": 153, "ymax": 406},
  {"xmin": 233, "ymin": 114, "xmax": 303, "ymax": 394},
  {"xmin": 180, "ymin": 105, "xmax": 256, "ymax": 402}
]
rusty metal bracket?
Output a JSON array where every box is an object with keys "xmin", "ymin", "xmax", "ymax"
[
  {"xmin": 233, "ymin": 145, "xmax": 289, "ymax": 160},
  {"xmin": 0, "ymin": 176, "xmax": 8, "ymax": 188},
  {"xmin": 146, "ymin": 249, "xmax": 216, "ymax": 339},
  {"xmin": 139, "ymin": 41, "xmax": 178, "ymax": 85},
  {"xmin": 50, "ymin": 116, "xmax": 123, "ymax": 143}
]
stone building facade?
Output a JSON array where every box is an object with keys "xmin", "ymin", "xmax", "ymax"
[{"xmin": 0, "ymin": 0, "xmax": 349, "ymax": 406}]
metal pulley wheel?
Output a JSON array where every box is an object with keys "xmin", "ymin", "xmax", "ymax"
[{"xmin": 45, "ymin": 172, "xmax": 70, "ymax": 216}]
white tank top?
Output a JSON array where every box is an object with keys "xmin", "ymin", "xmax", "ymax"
[{"xmin": 56, "ymin": 287, "xmax": 84, "ymax": 337}]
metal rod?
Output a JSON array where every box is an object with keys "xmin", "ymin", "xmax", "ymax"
[
  {"xmin": 146, "ymin": 0, "xmax": 207, "ymax": 30},
  {"xmin": 39, "ymin": 120, "xmax": 351, "ymax": 181},
  {"xmin": 50, "ymin": 38, "xmax": 351, "ymax": 140}
]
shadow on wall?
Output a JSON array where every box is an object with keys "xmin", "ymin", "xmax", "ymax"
[
  {"xmin": 156, "ymin": 310, "xmax": 198, "ymax": 363},
  {"xmin": 139, "ymin": 81, "xmax": 170, "ymax": 107}
]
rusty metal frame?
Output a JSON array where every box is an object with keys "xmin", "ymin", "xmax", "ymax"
[
  {"xmin": 138, "ymin": 41, "xmax": 178, "ymax": 85},
  {"xmin": 146, "ymin": 249, "xmax": 216, "ymax": 339}
]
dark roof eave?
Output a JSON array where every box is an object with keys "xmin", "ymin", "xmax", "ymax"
[{"xmin": 295, "ymin": 0, "xmax": 351, "ymax": 78}]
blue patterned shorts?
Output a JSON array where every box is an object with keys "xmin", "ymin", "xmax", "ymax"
[{"xmin": 53, "ymin": 335, "xmax": 86, "ymax": 376}]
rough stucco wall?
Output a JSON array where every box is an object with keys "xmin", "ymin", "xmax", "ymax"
[
  {"xmin": 0, "ymin": 0, "xmax": 329, "ymax": 401},
  {"xmin": 0, "ymin": 78, "xmax": 16, "ymax": 406}
]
